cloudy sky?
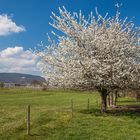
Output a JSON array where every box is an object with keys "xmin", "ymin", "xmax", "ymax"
[
  {"xmin": 0, "ymin": 0, "xmax": 139, "ymax": 76},
  {"xmin": 0, "ymin": 46, "xmax": 41, "ymax": 75}
]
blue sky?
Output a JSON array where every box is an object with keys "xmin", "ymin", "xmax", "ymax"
[{"xmin": 0, "ymin": 0, "xmax": 139, "ymax": 76}]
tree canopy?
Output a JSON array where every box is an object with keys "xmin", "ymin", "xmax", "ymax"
[{"xmin": 36, "ymin": 6, "xmax": 140, "ymax": 112}]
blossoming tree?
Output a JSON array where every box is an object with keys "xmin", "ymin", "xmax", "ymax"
[{"xmin": 36, "ymin": 6, "xmax": 140, "ymax": 112}]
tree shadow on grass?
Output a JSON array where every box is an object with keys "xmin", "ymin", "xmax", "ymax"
[
  {"xmin": 78, "ymin": 105, "xmax": 140, "ymax": 118},
  {"xmin": 78, "ymin": 108, "xmax": 102, "ymax": 116},
  {"xmin": 107, "ymin": 105, "xmax": 140, "ymax": 117},
  {"xmin": 118, "ymin": 100, "xmax": 139, "ymax": 103},
  {"xmin": 29, "ymin": 134, "xmax": 42, "ymax": 137}
]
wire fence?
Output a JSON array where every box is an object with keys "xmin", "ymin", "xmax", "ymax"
[{"xmin": 25, "ymin": 98, "xmax": 100, "ymax": 135}]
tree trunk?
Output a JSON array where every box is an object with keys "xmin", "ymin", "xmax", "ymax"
[
  {"xmin": 114, "ymin": 91, "xmax": 118, "ymax": 106},
  {"xmin": 107, "ymin": 93, "xmax": 110, "ymax": 107},
  {"xmin": 136, "ymin": 90, "xmax": 140, "ymax": 101},
  {"xmin": 110, "ymin": 92, "xmax": 114, "ymax": 107},
  {"xmin": 100, "ymin": 89, "xmax": 108, "ymax": 113}
]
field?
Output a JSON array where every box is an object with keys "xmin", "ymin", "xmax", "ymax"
[{"xmin": 0, "ymin": 88, "xmax": 140, "ymax": 140}]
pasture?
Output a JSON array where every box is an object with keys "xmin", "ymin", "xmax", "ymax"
[{"xmin": 0, "ymin": 88, "xmax": 140, "ymax": 140}]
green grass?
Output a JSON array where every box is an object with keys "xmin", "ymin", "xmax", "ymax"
[{"xmin": 0, "ymin": 88, "xmax": 140, "ymax": 140}]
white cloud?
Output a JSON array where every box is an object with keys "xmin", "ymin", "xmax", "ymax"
[
  {"xmin": 1, "ymin": 46, "xmax": 23, "ymax": 57},
  {"xmin": 0, "ymin": 46, "xmax": 42, "ymax": 75},
  {"xmin": 0, "ymin": 14, "xmax": 25, "ymax": 36}
]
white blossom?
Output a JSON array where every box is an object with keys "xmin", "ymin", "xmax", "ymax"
[{"xmin": 36, "ymin": 7, "xmax": 140, "ymax": 92}]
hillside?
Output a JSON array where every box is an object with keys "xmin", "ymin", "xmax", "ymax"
[{"xmin": 0, "ymin": 73, "xmax": 46, "ymax": 84}]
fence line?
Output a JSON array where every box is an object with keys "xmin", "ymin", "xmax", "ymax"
[{"xmin": 24, "ymin": 99, "xmax": 100, "ymax": 135}]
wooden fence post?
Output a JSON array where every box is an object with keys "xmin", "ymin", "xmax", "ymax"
[
  {"xmin": 71, "ymin": 99, "xmax": 73, "ymax": 117},
  {"xmin": 27, "ymin": 105, "xmax": 30, "ymax": 135}
]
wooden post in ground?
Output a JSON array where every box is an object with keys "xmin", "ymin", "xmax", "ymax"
[
  {"xmin": 87, "ymin": 98, "xmax": 90, "ymax": 112},
  {"xmin": 27, "ymin": 105, "xmax": 30, "ymax": 135},
  {"xmin": 71, "ymin": 99, "xmax": 73, "ymax": 117}
]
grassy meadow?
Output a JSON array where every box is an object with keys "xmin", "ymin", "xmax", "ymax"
[{"xmin": 0, "ymin": 88, "xmax": 140, "ymax": 140}]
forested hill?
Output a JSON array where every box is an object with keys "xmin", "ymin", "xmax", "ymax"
[{"xmin": 0, "ymin": 73, "xmax": 46, "ymax": 84}]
